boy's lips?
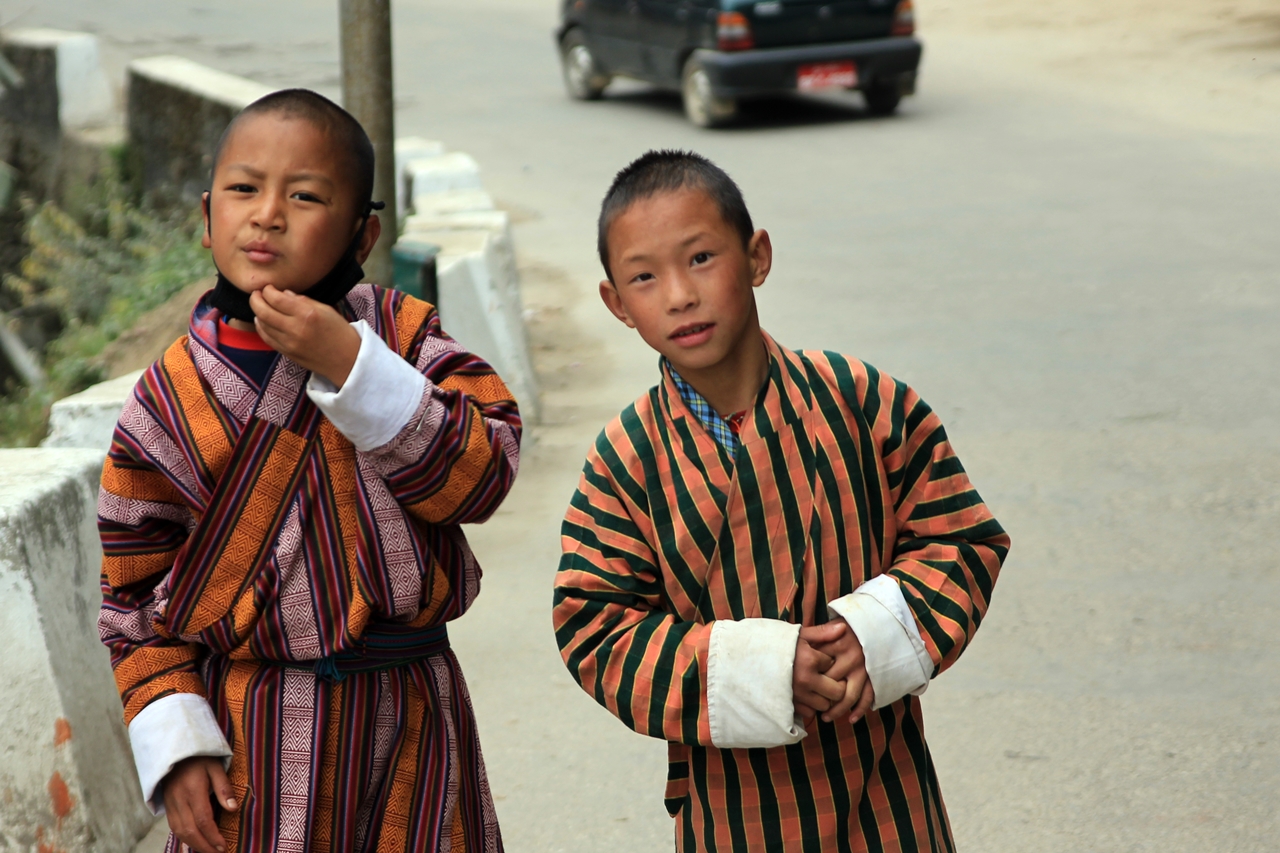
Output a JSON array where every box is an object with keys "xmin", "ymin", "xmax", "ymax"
[
  {"xmin": 242, "ymin": 241, "xmax": 281, "ymax": 264},
  {"xmin": 669, "ymin": 322, "xmax": 715, "ymax": 348}
]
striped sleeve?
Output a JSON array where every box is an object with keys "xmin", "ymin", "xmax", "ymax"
[
  {"xmin": 98, "ymin": 391, "xmax": 205, "ymax": 726},
  {"xmin": 362, "ymin": 296, "xmax": 521, "ymax": 526},
  {"xmin": 862, "ymin": 366, "xmax": 1011, "ymax": 676},
  {"xmin": 553, "ymin": 437, "xmax": 715, "ymax": 747}
]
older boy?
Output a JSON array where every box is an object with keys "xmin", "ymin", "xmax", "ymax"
[
  {"xmin": 99, "ymin": 90, "xmax": 516, "ymax": 853},
  {"xmin": 553, "ymin": 151, "xmax": 1010, "ymax": 851}
]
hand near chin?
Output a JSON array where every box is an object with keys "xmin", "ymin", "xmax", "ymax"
[{"xmin": 250, "ymin": 285, "xmax": 361, "ymax": 387}]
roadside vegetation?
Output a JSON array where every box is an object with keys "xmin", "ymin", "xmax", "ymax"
[{"xmin": 0, "ymin": 149, "xmax": 211, "ymax": 446}]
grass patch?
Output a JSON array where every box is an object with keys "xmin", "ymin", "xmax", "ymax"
[{"xmin": 0, "ymin": 151, "xmax": 211, "ymax": 446}]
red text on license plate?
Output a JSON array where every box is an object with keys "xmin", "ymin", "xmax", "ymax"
[{"xmin": 797, "ymin": 61, "xmax": 857, "ymax": 91}]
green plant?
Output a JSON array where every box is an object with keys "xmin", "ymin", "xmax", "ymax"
[{"xmin": 0, "ymin": 150, "xmax": 212, "ymax": 446}]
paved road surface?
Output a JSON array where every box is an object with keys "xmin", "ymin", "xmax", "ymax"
[{"xmin": 10, "ymin": 0, "xmax": 1278, "ymax": 850}]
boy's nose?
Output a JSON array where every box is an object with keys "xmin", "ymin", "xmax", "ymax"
[
  {"xmin": 251, "ymin": 193, "xmax": 287, "ymax": 230},
  {"xmin": 665, "ymin": 275, "xmax": 699, "ymax": 311}
]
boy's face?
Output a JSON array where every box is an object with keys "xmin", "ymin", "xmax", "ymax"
[
  {"xmin": 202, "ymin": 112, "xmax": 379, "ymax": 294},
  {"xmin": 600, "ymin": 187, "xmax": 771, "ymax": 376}
]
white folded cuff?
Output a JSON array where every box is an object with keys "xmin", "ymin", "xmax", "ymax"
[
  {"xmin": 707, "ymin": 618, "xmax": 807, "ymax": 749},
  {"xmin": 128, "ymin": 693, "xmax": 233, "ymax": 815},
  {"xmin": 828, "ymin": 574, "xmax": 934, "ymax": 710},
  {"xmin": 306, "ymin": 319, "xmax": 427, "ymax": 452}
]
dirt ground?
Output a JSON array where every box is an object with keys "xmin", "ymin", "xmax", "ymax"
[
  {"xmin": 923, "ymin": 0, "xmax": 1280, "ymax": 134},
  {"xmin": 99, "ymin": 278, "xmax": 213, "ymax": 379}
]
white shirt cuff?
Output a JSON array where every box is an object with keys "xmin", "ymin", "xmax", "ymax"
[
  {"xmin": 707, "ymin": 618, "xmax": 807, "ymax": 749},
  {"xmin": 306, "ymin": 319, "xmax": 427, "ymax": 451},
  {"xmin": 128, "ymin": 693, "xmax": 233, "ymax": 815},
  {"xmin": 828, "ymin": 574, "xmax": 933, "ymax": 710}
]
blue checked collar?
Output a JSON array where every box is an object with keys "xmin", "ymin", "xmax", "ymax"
[{"xmin": 665, "ymin": 361, "xmax": 740, "ymax": 454}]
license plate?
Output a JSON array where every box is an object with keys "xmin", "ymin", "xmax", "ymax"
[{"xmin": 797, "ymin": 61, "xmax": 857, "ymax": 91}]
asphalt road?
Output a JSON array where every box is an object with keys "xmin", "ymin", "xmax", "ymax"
[{"xmin": 10, "ymin": 0, "xmax": 1279, "ymax": 850}]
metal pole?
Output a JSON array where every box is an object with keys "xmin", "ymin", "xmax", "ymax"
[{"xmin": 339, "ymin": 0, "xmax": 397, "ymax": 287}]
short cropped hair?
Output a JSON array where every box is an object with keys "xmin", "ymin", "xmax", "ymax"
[
  {"xmin": 598, "ymin": 150, "xmax": 754, "ymax": 282},
  {"xmin": 212, "ymin": 89, "xmax": 376, "ymax": 211}
]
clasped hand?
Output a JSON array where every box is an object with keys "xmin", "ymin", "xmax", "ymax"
[{"xmin": 792, "ymin": 621, "xmax": 875, "ymax": 726}]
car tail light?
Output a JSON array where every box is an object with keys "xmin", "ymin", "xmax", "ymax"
[
  {"xmin": 891, "ymin": 0, "xmax": 915, "ymax": 36},
  {"xmin": 717, "ymin": 12, "xmax": 755, "ymax": 51}
]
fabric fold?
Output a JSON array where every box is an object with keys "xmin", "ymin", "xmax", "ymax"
[
  {"xmin": 128, "ymin": 693, "xmax": 233, "ymax": 815},
  {"xmin": 306, "ymin": 319, "xmax": 427, "ymax": 451},
  {"xmin": 707, "ymin": 618, "xmax": 806, "ymax": 749},
  {"xmin": 828, "ymin": 574, "xmax": 933, "ymax": 709}
]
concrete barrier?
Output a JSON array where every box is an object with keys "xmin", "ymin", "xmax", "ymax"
[
  {"xmin": 402, "ymin": 148, "xmax": 540, "ymax": 422},
  {"xmin": 0, "ymin": 449, "xmax": 153, "ymax": 853},
  {"xmin": 126, "ymin": 55, "xmax": 274, "ymax": 199},
  {"xmin": 394, "ymin": 136, "xmax": 445, "ymax": 222},
  {"xmin": 0, "ymin": 28, "xmax": 114, "ymax": 198},
  {"xmin": 42, "ymin": 370, "xmax": 144, "ymax": 452},
  {"xmin": 0, "ymin": 28, "xmax": 112, "ymax": 134}
]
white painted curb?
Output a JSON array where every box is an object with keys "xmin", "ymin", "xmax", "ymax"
[
  {"xmin": 400, "ymin": 141, "xmax": 541, "ymax": 422},
  {"xmin": 127, "ymin": 55, "xmax": 274, "ymax": 112},
  {"xmin": 0, "ymin": 449, "xmax": 153, "ymax": 853},
  {"xmin": 42, "ymin": 369, "xmax": 145, "ymax": 452},
  {"xmin": 0, "ymin": 28, "xmax": 113, "ymax": 128}
]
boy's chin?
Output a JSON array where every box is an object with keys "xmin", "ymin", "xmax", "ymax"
[{"xmin": 658, "ymin": 345, "xmax": 728, "ymax": 376}]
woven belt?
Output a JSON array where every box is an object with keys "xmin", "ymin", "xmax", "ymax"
[{"xmin": 273, "ymin": 623, "xmax": 450, "ymax": 683}]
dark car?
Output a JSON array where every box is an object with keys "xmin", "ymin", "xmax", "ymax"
[{"xmin": 556, "ymin": 0, "xmax": 922, "ymax": 126}]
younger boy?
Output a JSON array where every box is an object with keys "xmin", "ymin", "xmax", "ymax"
[
  {"xmin": 553, "ymin": 151, "xmax": 1009, "ymax": 851},
  {"xmin": 99, "ymin": 90, "xmax": 517, "ymax": 853}
]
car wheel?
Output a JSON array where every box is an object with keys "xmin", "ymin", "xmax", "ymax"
[
  {"xmin": 863, "ymin": 80, "xmax": 902, "ymax": 116},
  {"xmin": 682, "ymin": 58, "xmax": 737, "ymax": 128},
  {"xmin": 561, "ymin": 29, "xmax": 609, "ymax": 101}
]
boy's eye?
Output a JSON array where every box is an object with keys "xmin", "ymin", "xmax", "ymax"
[
  {"xmin": 292, "ymin": 192, "xmax": 322, "ymax": 203},
  {"xmin": 631, "ymin": 272, "xmax": 655, "ymax": 284},
  {"xmin": 228, "ymin": 184, "xmax": 256, "ymax": 193},
  {"xmin": 691, "ymin": 252, "xmax": 712, "ymax": 266}
]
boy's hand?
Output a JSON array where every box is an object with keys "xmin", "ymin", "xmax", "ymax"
[
  {"xmin": 161, "ymin": 756, "xmax": 238, "ymax": 853},
  {"xmin": 805, "ymin": 622, "xmax": 876, "ymax": 725},
  {"xmin": 250, "ymin": 285, "xmax": 361, "ymax": 387},
  {"xmin": 792, "ymin": 623, "xmax": 845, "ymax": 722}
]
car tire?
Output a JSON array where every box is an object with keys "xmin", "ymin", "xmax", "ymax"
[
  {"xmin": 561, "ymin": 29, "xmax": 610, "ymax": 101},
  {"xmin": 682, "ymin": 58, "xmax": 737, "ymax": 128},
  {"xmin": 863, "ymin": 80, "xmax": 902, "ymax": 116}
]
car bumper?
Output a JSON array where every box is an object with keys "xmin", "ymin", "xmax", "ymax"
[{"xmin": 694, "ymin": 37, "xmax": 922, "ymax": 98}]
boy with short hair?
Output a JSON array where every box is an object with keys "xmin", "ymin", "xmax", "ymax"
[
  {"xmin": 553, "ymin": 150, "xmax": 1010, "ymax": 851},
  {"xmin": 99, "ymin": 89, "xmax": 516, "ymax": 853}
]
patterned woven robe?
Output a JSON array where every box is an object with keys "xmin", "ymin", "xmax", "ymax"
[
  {"xmin": 99, "ymin": 285, "xmax": 519, "ymax": 853},
  {"xmin": 554, "ymin": 332, "xmax": 1009, "ymax": 852}
]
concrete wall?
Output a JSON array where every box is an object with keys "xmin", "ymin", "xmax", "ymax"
[
  {"xmin": 400, "ymin": 143, "xmax": 540, "ymax": 422},
  {"xmin": 0, "ymin": 449, "xmax": 153, "ymax": 853},
  {"xmin": 126, "ymin": 55, "xmax": 274, "ymax": 200},
  {"xmin": 42, "ymin": 370, "xmax": 145, "ymax": 452},
  {"xmin": 0, "ymin": 28, "xmax": 114, "ymax": 199}
]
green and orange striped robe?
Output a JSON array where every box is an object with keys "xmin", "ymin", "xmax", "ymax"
[{"xmin": 554, "ymin": 331, "xmax": 1009, "ymax": 851}]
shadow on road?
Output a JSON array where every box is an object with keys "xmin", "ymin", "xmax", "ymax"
[{"xmin": 600, "ymin": 87, "xmax": 902, "ymax": 130}]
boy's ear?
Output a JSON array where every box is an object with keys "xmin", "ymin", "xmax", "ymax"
[
  {"xmin": 748, "ymin": 229, "xmax": 772, "ymax": 289},
  {"xmin": 355, "ymin": 214, "xmax": 383, "ymax": 265},
  {"xmin": 201, "ymin": 192, "xmax": 212, "ymax": 250},
  {"xmin": 599, "ymin": 279, "xmax": 636, "ymax": 328}
]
